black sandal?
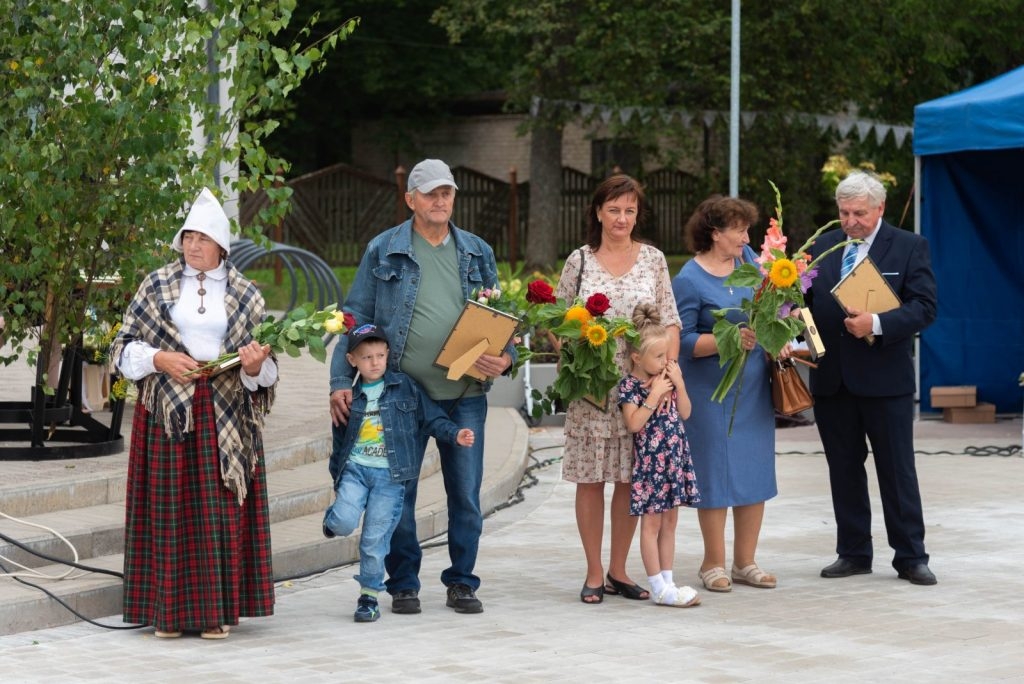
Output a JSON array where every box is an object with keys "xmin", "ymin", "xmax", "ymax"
[
  {"xmin": 604, "ymin": 573, "xmax": 650, "ymax": 600},
  {"xmin": 580, "ymin": 583, "xmax": 605, "ymax": 604}
]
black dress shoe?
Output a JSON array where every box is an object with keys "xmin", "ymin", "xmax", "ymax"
[
  {"xmin": 820, "ymin": 558, "xmax": 872, "ymax": 578},
  {"xmin": 898, "ymin": 563, "xmax": 937, "ymax": 585}
]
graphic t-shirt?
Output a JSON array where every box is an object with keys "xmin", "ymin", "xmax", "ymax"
[{"xmin": 349, "ymin": 380, "xmax": 388, "ymax": 469}]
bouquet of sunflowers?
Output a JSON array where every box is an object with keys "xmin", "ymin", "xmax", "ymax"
[
  {"xmin": 711, "ymin": 181, "xmax": 853, "ymax": 429},
  {"xmin": 521, "ymin": 281, "xmax": 639, "ymax": 414}
]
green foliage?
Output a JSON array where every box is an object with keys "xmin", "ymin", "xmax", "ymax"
[
  {"xmin": 264, "ymin": 0, "xmax": 507, "ymax": 172},
  {"xmin": 0, "ymin": 0, "xmax": 354, "ymax": 382},
  {"xmin": 190, "ymin": 302, "xmax": 344, "ymax": 374}
]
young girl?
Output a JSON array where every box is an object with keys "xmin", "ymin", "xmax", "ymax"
[{"xmin": 619, "ymin": 304, "xmax": 701, "ymax": 607}]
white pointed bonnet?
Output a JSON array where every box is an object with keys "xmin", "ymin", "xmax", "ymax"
[{"xmin": 172, "ymin": 187, "xmax": 232, "ymax": 255}]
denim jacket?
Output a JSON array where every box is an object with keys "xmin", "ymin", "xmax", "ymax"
[
  {"xmin": 329, "ymin": 219, "xmax": 516, "ymax": 393},
  {"xmin": 328, "ymin": 369, "xmax": 461, "ymax": 486}
]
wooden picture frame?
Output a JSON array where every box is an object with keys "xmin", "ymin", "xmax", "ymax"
[
  {"xmin": 831, "ymin": 255, "xmax": 902, "ymax": 315},
  {"xmin": 434, "ymin": 300, "xmax": 519, "ymax": 382}
]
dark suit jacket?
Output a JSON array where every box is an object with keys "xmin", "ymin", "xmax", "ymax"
[{"xmin": 806, "ymin": 221, "xmax": 937, "ymax": 397}]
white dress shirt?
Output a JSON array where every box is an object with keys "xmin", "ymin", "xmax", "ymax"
[{"xmin": 848, "ymin": 220, "xmax": 885, "ymax": 337}]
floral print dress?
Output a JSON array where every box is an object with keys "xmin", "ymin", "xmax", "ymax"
[
  {"xmin": 556, "ymin": 244, "xmax": 681, "ymax": 484},
  {"xmin": 618, "ymin": 374, "xmax": 700, "ymax": 516}
]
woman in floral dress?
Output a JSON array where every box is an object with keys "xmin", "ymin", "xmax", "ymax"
[{"xmin": 554, "ymin": 174, "xmax": 681, "ymax": 604}]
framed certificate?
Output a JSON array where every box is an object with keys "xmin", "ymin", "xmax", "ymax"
[
  {"xmin": 434, "ymin": 300, "xmax": 519, "ymax": 382},
  {"xmin": 830, "ymin": 255, "xmax": 901, "ymax": 315}
]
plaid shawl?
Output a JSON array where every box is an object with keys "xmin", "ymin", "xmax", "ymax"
[{"xmin": 110, "ymin": 257, "xmax": 277, "ymax": 504}]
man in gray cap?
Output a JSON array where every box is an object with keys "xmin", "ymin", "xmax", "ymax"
[{"xmin": 329, "ymin": 159, "xmax": 514, "ymax": 615}]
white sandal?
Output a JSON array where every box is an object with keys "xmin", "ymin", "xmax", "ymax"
[
  {"xmin": 731, "ymin": 563, "xmax": 777, "ymax": 588},
  {"xmin": 654, "ymin": 584, "xmax": 701, "ymax": 608},
  {"xmin": 698, "ymin": 566, "xmax": 732, "ymax": 592}
]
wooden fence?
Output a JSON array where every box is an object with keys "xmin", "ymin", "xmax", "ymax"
[{"xmin": 240, "ymin": 164, "xmax": 704, "ymax": 265}]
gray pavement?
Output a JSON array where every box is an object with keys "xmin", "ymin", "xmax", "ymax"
[{"xmin": 2, "ymin": 343, "xmax": 1024, "ymax": 681}]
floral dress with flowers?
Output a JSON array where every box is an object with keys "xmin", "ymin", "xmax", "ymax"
[
  {"xmin": 618, "ymin": 374, "xmax": 700, "ymax": 515},
  {"xmin": 556, "ymin": 244, "xmax": 681, "ymax": 484}
]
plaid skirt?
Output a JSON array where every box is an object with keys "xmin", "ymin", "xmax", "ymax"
[{"xmin": 123, "ymin": 378, "xmax": 274, "ymax": 632}]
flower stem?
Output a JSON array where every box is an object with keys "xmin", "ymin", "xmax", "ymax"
[{"xmin": 726, "ymin": 349, "xmax": 751, "ymax": 436}]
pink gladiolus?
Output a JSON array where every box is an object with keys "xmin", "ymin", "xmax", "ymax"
[{"xmin": 764, "ymin": 218, "xmax": 788, "ymax": 251}]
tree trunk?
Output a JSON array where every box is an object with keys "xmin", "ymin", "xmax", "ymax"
[{"xmin": 524, "ymin": 122, "xmax": 564, "ymax": 273}]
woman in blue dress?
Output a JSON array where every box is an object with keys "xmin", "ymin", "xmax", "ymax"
[{"xmin": 672, "ymin": 196, "xmax": 787, "ymax": 593}]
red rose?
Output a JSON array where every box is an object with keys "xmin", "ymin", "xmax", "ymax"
[
  {"xmin": 526, "ymin": 279, "xmax": 556, "ymax": 304},
  {"xmin": 343, "ymin": 312, "xmax": 357, "ymax": 330},
  {"xmin": 585, "ymin": 293, "xmax": 611, "ymax": 316}
]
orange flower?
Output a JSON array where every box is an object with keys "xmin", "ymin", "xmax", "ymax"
[{"xmin": 564, "ymin": 305, "xmax": 592, "ymax": 327}]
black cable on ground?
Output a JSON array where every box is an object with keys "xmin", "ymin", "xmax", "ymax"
[
  {"xmin": 777, "ymin": 444, "xmax": 1021, "ymax": 458},
  {"xmin": 0, "ymin": 530, "xmax": 124, "ymax": 579},
  {"xmin": 0, "ymin": 556, "xmax": 143, "ymax": 631}
]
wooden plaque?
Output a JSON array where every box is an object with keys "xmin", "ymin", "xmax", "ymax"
[
  {"xmin": 434, "ymin": 300, "xmax": 519, "ymax": 382},
  {"xmin": 830, "ymin": 255, "xmax": 901, "ymax": 315}
]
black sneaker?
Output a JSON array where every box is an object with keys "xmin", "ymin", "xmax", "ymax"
[
  {"xmin": 354, "ymin": 594, "xmax": 380, "ymax": 623},
  {"xmin": 446, "ymin": 583, "xmax": 483, "ymax": 614},
  {"xmin": 391, "ymin": 589, "xmax": 421, "ymax": 614}
]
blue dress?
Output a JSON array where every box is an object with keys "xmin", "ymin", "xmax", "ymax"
[{"xmin": 672, "ymin": 246, "xmax": 777, "ymax": 508}]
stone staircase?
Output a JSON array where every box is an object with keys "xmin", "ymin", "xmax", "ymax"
[{"xmin": 0, "ymin": 393, "xmax": 530, "ymax": 636}]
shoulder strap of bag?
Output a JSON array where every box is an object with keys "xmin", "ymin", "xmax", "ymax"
[{"xmin": 575, "ymin": 249, "xmax": 585, "ymax": 297}]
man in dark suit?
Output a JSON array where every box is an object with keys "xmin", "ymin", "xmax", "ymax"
[{"xmin": 805, "ymin": 170, "xmax": 938, "ymax": 586}]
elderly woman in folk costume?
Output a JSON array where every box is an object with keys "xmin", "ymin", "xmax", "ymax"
[{"xmin": 110, "ymin": 188, "xmax": 278, "ymax": 640}]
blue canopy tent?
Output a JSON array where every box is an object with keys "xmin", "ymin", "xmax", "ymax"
[{"xmin": 913, "ymin": 66, "xmax": 1024, "ymax": 413}]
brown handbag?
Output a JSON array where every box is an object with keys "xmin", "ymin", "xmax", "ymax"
[{"xmin": 770, "ymin": 357, "xmax": 815, "ymax": 415}]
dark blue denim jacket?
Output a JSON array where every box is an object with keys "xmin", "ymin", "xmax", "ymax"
[
  {"xmin": 329, "ymin": 219, "xmax": 516, "ymax": 393},
  {"xmin": 328, "ymin": 369, "xmax": 461, "ymax": 486}
]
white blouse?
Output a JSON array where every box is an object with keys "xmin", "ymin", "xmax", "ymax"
[{"xmin": 118, "ymin": 263, "xmax": 277, "ymax": 389}]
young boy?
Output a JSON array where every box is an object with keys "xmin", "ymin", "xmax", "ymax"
[{"xmin": 323, "ymin": 323, "xmax": 474, "ymax": 622}]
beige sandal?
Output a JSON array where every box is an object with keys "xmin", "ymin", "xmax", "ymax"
[
  {"xmin": 154, "ymin": 630, "xmax": 182, "ymax": 639},
  {"xmin": 731, "ymin": 563, "xmax": 777, "ymax": 589},
  {"xmin": 698, "ymin": 566, "xmax": 732, "ymax": 592},
  {"xmin": 200, "ymin": 625, "xmax": 230, "ymax": 640}
]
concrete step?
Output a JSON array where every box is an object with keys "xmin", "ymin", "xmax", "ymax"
[
  {"xmin": 0, "ymin": 420, "xmax": 440, "ymax": 520},
  {"xmin": 0, "ymin": 444, "xmax": 448, "ymax": 572},
  {"xmin": 0, "ymin": 407, "xmax": 529, "ymax": 636}
]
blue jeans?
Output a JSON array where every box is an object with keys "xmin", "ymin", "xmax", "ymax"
[
  {"xmin": 385, "ymin": 394, "xmax": 487, "ymax": 594},
  {"xmin": 323, "ymin": 461, "xmax": 405, "ymax": 593}
]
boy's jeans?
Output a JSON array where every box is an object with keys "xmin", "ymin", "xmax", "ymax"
[{"xmin": 323, "ymin": 461, "xmax": 404, "ymax": 593}]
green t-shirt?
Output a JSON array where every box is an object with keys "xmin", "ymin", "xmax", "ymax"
[{"xmin": 400, "ymin": 231, "xmax": 483, "ymax": 400}]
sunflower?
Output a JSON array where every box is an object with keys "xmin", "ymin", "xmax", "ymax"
[
  {"xmin": 769, "ymin": 258, "xmax": 799, "ymax": 288},
  {"xmin": 564, "ymin": 305, "xmax": 593, "ymax": 327},
  {"xmin": 586, "ymin": 324, "xmax": 608, "ymax": 347}
]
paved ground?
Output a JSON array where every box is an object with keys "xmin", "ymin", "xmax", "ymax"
[
  {"xmin": 2, "ymin": 343, "xmax": 1023, "ymax": 682},
  {"xmin": 1, "ymin": 419, "xmax": 1022, "ymax": 682}
]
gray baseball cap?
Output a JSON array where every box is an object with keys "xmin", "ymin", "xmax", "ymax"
[{"xmin": 407, "ymin": 159, "xmax": 459, "ymax": 194}]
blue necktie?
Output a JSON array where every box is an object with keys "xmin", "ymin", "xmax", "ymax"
[{"xmin": 841, "ymin": 243, "xmax": 858, "ymax": 278}]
